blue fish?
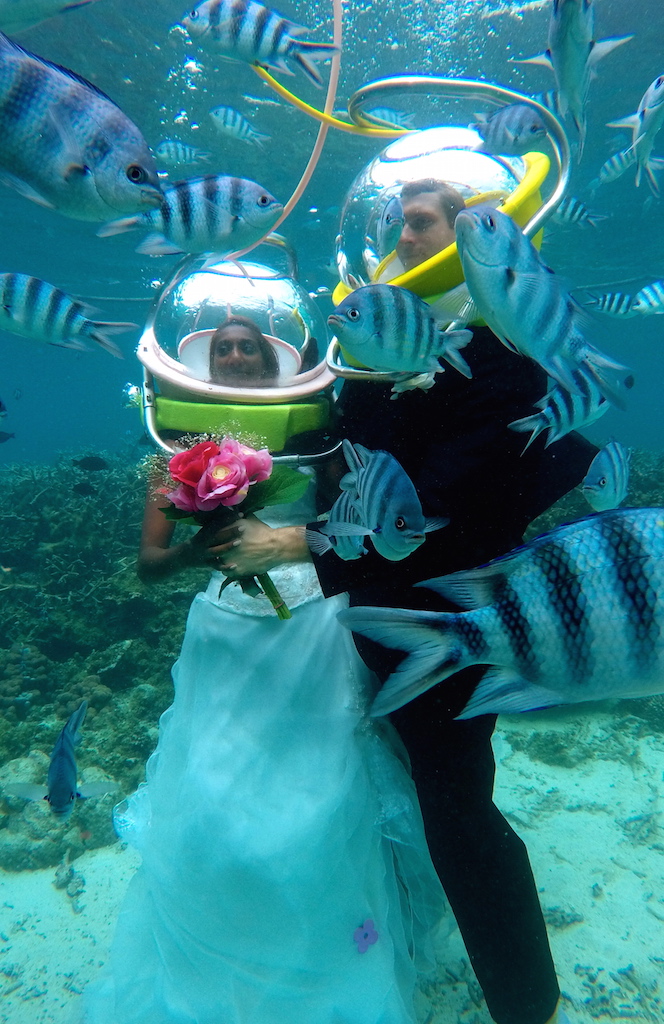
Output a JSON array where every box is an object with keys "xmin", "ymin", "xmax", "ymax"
[
  {"xmin": 581, "ymin": 441, "xmax": 630, "ymax": 512},
  {"xmin": 5, "ymin": 701, "xmax": 115, "ymax": 819},
  {"xmin": 308, "ymin": 440, "xmax": 447, "ymax": 562}
]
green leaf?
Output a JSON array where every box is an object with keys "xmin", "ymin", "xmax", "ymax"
[
  {"xmin": 159, "ymin": 505, "xmax": 199, "ymax": 525},
  {"xmin": 242, "ymin": 467, "xmax": 311, "ymax": 513}
]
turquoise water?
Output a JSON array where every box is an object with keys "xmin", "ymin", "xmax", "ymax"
[{"xmin": 2, "ymin": 1, "xmax": 664, "ymax": 1021}]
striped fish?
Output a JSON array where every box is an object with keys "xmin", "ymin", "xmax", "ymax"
[
  {"xmin": 305, "ymin": 489, "xmax": 368, "ymax": 561},
  {"xmin": 365, "ymin": 107, "xmax": 415, "ymax": 128},
  {"xmin": 155, "ymin": 140, "xmax": 211, "ymax": 166},
  {"xmin": 0, "ymin": 32, "xmax": 161, "ymax": 221},
  {"xmin": 0, "ymin": 273, "xmax": 136, "ymax": 357},
  {"xmin": 316, "ymin": 440, "xmax": 446, "ymax": 562},
  {"xmin": 581, "ymin": 440, "xmax": 630, "ymax": 511},
  {"xmin": 632, "ymin": 280, "xmax": 664, "ymax": 315},
  {"xmin": 182, "ymin": 0, "xmax": 338, "ymax": 87},
  {"xmin": 456, "ymin": 205, "xmax": 633, "ymax": 408},
  {"xmin": 209, "ymin": 105, "xmax": 270, "ymax": 147},
  {"xmin": 583, "ymin": 291, "xmax": 636, "ymax": 318},
  {"xmin": 327, "ymin": 284, "xmax": 473, "ymax": 381},
  {"xmin": 608, "ymin": 74, "xmax": 664, "ymax": 194},
  {"xmin": 589, "ymin": 147, "xmax": 636, "ymax": 190},
  {"xmin": 340, "ymin": 507, "xmax": 664, "ymax": 718},
  {"xmin": 533, "ymin": 89, "xmax": 563, "ymax": 118},
  {"xmin": 471, "ymin": 103, "xmax": 547, "ymax": 156},
  {"xmin": 97, "ymin": 174, "xmax": 282, "ymax": 256},
  {"xmin": 5, "ymin": 701, "xmax": 116, "ymax": 818},
  {"xmin": 508, "ymin": 368, "xmax": 612, "ymax": 450},
  {"xmin": 552, "ymin": 196, "xmax": 607, "ymax": 228}
]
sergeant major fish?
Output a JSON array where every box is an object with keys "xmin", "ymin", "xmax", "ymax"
[
  {"xmin": 608, "ymin": 74, "xmax": 664, "ymax": 195},
  {"xmin": 581, "ymin": 440, "xmax": 630, "ymax": 511},
  {"xmin": 98, "ymin": 175, "xmax": 282, "ymax": 256},
  {"xmin": 0, "ymin": 32, "xmax": 161, "ymax": 221},
  {"xmin": 0, "ymin": 273, "xmax": 136, "ymax": 357},
  {"xmin": 470, "ymin": 103, "xmax": 547, "ymax": 156},
  {"xmin": 551, "ymin": 196, "xmax": 607, "ymax": 228},
  {"xmin": 155, "ymin": 140, "xmax": 211, "ymax": 167},
  {"xmin": 339, "ymin": 507, "xmax": 664, "ymax": 718},
  {"xmin": 328, "ymin": 284, "xmax": 474, "ymax": 387},
  {"xmin": 519, "ymin": 0, "xmax": 632, "ymax": 157},
  {"xmin": 209, "ymin": 105, "xmax": 270, "ymax": 147},
  {"xmin": 309, "ymin": 440, "xmax": 447, "ymax": 562},
  {"xmin": 182, "ymin": 0, "xmax": 338, "ymax": 87},
  {"xmin": 508, "ymin": 367, "xmax": 611, "ymax": 450},
  {"xmin": 632, "ymin": 280, "xmax": 664, "ymax": 315},
  {"xmin": 455, "ymin": 204, "xmax": 633, "ymax": 407},
  {"xmin": 583, "ymin": 290, "xmax": 636, "ymax": 318},
  {"xmin": 305, "ymin": 489, "xmax": 368, "ymax": 561},
  {"xmin": 5, "ymin": 701, "xmax": 115, "ymax": 819}
]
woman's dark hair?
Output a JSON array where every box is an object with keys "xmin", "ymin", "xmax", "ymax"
[{"xmin": 209, "ymin": 315, "xmax": 280, "ymax": 383}]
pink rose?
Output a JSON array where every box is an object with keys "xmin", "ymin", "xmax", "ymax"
[
  {"xmin": 169, "ymin": 440, "xmax": 220, "ymax": 488},
  {"xmin": 165, "ymin": 482, "xmax": 199, "ymax": 513},
  {"xmin": 238, "ymin": 443, "xmax": 272, "ymax": 483},
  {"xmin": 195, "ymin": 449, "xmax": 250, "ymax": 510}
]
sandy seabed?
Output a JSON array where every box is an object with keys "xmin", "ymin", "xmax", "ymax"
[{"xmin": 1, "ymin": 707, "xmax": 663, "ymax": 1024}]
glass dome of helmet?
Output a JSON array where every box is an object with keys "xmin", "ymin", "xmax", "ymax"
[
  {"xmin": 150, "ymin": 254, "xmax": 328, "ymax": 380},
  {"xmin": 336, "ymin": 125, "xmax": 525, "ymax": 287}
]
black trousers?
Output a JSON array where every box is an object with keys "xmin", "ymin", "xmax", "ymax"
[{"xmin": 357, "ymin": 635, "xmax": 560, "ymax": 1024}]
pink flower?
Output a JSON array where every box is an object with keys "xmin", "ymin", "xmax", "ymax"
[
  {"xmin": 238, "ymin": 443, "xmax": 272, "ymax": 483},
  {"xmin": 196, "ymin": 451, "xmax": 250, "ymax": 510},
  {"xmin": 166, "ymin": 436, "xmax": 273, "ymax": 514},
  {"xmin": 353, "ymin": 919, "xmax": 378, "ymax": 953},
  {"xmin": 165, "ymin": 482, "xmax": 199, "ymax": 513}
]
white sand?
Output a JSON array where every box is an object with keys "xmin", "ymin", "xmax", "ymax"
[{"xmin": 1, "ymin": 708, "xmax": 663, "ymax": 1023}]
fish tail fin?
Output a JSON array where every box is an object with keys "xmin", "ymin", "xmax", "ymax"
[
  {"xmin": 507, "ymin": 412, "xmax": 546, "ymax": 451},
  {"xmin": 252, "ymin": 131, "xmax": 271, "ymax": 149},
  {"xmin": 90, "ymin": 321, "xmax": 137, "ymax": 358},
  {"xmin": 97, "ymin": 216, "xmax": 140, "ymax": 238},
  {"xmin": 644, "ymin": 159, "xmax": 662, "ymax": 197},
  {"xmin": 291, "ymin": 40, "xmax": 339, "ymax": 87},
  {"xmin": 66, "ymin": 700, "xmax": 88, "ymax": 745},
  {"xmin": 438, "ymin": 328, "xmax": 474, "ymax": 378},
  {"xmin": 338, "ymin": 606, "xmax": 473, "ymax": 716}
]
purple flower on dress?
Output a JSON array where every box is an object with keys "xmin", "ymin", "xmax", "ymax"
[{"xmin": 353, "ymin": 918, "xmax": 378, "ymax": 953}]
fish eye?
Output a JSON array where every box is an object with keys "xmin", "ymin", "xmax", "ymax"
[
  {"xmin": 346, "ymin": 307, "xmax": 361, "ymax": 321},
  {"xmin": 394, "ymin": 516, "xmax": 406, "ymax": 530},
  {"xmin": 257, "ymin": 194, "xmax": 271, "ymax": 206},
  {"xmin": 127, "ymin": 164, "xmax": 148, "ymax": 184},
  {"xmin": 483, "ymin": 214, "xmax": 496, "ymax": 231},
  {"xmin": 656, "ymin": 76, "xmax": 664, "ymax": 88},
  {"xmin": 598, "ymin": 476, "xmax": 607, "ymax": 487},
  {"xmin": 530, "ymin": 123, "xmax": 543, "ymax": 133},
  {"xmin": 189, "ymin": 8, "xmax": 198, "ymax": 17}
]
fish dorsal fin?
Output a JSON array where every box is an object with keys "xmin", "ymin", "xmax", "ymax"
[{"xmin": 0, "ymin": 32, "xmax": 121, "ymax": 111}]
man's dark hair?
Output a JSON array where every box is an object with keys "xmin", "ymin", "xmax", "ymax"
[
  {"xmin": 400, "ymin": 179, "xmax": 467, "ymax": 229},
  {"xmin": 209, "ymin": 315, "xmax": 280, "ymax": 382}
]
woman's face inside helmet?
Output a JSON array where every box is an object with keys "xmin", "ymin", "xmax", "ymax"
[{"xmin": 209, "ymin": 321, "xmax": 277, "ymax": 387}]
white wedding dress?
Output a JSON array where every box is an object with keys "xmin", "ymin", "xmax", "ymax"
[{"xmin": 83, "ymin": 485, "xmax": 449, "ymax": 1024}]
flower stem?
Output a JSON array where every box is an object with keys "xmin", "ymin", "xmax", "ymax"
[{"xmin": 257, "ymin": 573, "xmax": 291, "ymax": 620}]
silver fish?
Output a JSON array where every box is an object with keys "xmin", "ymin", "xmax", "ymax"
[
  {"xmin": 632, "ymin": 280, "xmax": 664, "ymax": 315},
  {"xmin": 328, "ymin": 284, "xmax": 474, "ymax": 382},
  {"xmin": 0, "ymin": 273, "xmax": 136, "ymax": 357},
  {"xmin": 589, "ymin": 147, "xmax": 637, "ymax": 191},
  {"xmin": 608, "ymin": 74, "xmax": 664, "ymax": 195},
  {"xmin": 155, "ymin": 140, "xmax": 211, "ymax": 166},
  {"xmin": 0, "ymin": 32, "xmax": 161, "ymax": 221},
  {"xmin": 316, "ymin": 440, "xmax": 446, "ymax": 562},
  {"xmin": 340, "ymin": 507, "xmax": 664, "ymax": 718},
  {"xmin": 471, "ymin": 103, "xmax": 547, "ymax": 156},
  {"xmin": 182, "ymin": 0, "xmax": 338, "ymax": 87},
  {"xmin": 98, "ymin": 174, "xmax": 282, "ymax": 256},
  {"xmin": 508, "ymin": 367, "xmax": 612, "ymax": 450},
  {"xmin": 582, "ymin": 440, "xmax": 630, "ymax": 511},
  {"xmin": 533, "ymin": 89, "xmax": 563, "ymax": 118},
  {"xmin": 455, "ymin": 204, "xmax": 633, "ymax": 407},
  {"xmin": 305, "ymin": 489, "xmax": 368, "ymax": 561},
  {"xmin": 551, "ymin": 196, "xmax": 607, "ymax": 227},
  {"xmin": 583, "ymin": 291, "xmax": 636, "ymax": 318},
  {"xmin": 4, "ymin": 701, "xmax": 115, "ymax": 818},
  {"xmin": 520, "ymin": 0, "xmax": 632, "ymax": 157},
  {"xmin": 375, "ymin": 193, "xmax": 404, "ymax": 260},
  {"xmin": 209, "ymin": 105, "xmax": 270, "ymax": 147},
  {"xmin": 0, "ymin": 0, "xmax": 102, "ymax": 33},
  {"xmin": 365, "ymin": 107, "xmax": 415, "ymax": 129}
]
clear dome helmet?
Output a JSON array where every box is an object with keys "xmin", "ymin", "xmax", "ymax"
[
  {"xmin": 329, "ymin": 124, "xmax": 553, "ymax": 383},
  {"xmin": 136, "ymin": 254, "xmax": 337, "ymax": 459}
]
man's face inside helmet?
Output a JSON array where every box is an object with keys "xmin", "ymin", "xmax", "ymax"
[{"xmin": 396, "ymin": 181, "xmax": 466, "ymax": 273}]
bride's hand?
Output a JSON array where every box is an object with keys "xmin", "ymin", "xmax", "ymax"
[{"xmin": 220, "ymin": 515, "xmax": 311, "ymax": 578}]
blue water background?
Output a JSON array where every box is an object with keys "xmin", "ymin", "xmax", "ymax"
[{"xmin": 0, "ymin": 0, "xmax": 663, "ymax": 464}]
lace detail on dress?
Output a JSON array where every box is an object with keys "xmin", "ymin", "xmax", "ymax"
[{"xmin": 206, "ymin": 561, "xmax": 323, "ymax": 615}]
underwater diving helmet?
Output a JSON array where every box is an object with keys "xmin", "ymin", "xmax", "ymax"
[
  {"xmin": 327, "ymin": 76, "xmax": 571, "ymax": 383},
  {"xmin": 137, "ymin": 255, "xmax": 337, "ymax": 459}
]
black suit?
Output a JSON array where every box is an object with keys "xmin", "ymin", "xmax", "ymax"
[{"xmin": 312, "ymin": 328, "xmax": 597, "ymax": 1024}]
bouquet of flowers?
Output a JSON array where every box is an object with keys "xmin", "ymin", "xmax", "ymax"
[{"xmin": 160, "ymin": 436, "xmax": 310, "ymax": 619}]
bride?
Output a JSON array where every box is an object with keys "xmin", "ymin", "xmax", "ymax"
[{"xmin": 82, "ymin": 318, "xmax": 449, "ymax": 1024}]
